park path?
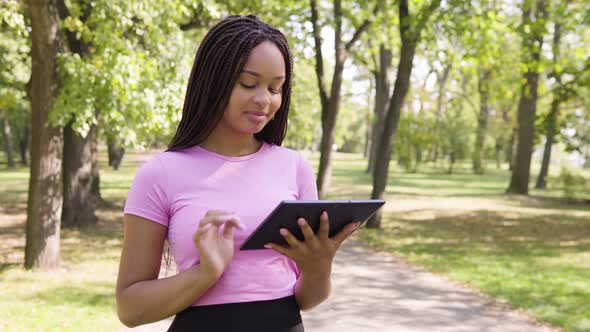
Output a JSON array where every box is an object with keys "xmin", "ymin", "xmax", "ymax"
[{"xmin": 119, "ymin": 239, "xmax": 556, "ymax": 332}]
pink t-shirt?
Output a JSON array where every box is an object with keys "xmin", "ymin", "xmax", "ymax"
[{"xmin": 123, "ymin": 141, "xmax": 318, "ymax": 306}]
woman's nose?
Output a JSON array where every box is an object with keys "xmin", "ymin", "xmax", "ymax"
[{"xmin": 252, "ymin": 88, "xmax": 271, "ymax": 107}]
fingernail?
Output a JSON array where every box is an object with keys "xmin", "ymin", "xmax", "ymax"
[
  {"xmin": 298, "ymin": 218, "xmax": 305, "ymax": 226},
  {"xmin": 322, "ymin": 211, "xmax": 327, "ymax": 218},
  {"xmin": 280, "ymin": 228, "xmax": 288, "ymax": 236},
  {"xmin": 264, "ymin": 244, "xmax": 271, "ymax": 249}
]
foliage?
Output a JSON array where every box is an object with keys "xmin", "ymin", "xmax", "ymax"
[
  {"xmin": 47, "ymin": 1, "xmax": 192, "ymax": 148},
  {"xmin": 558, "ymin": 166, "xmax": 588, "ymax": 201},
  {"xmin": 0, "ymin": 0, "xmax": 31, "ymax": 151},
  {"xmin": 395, "ymin": 109, "xmax": 437, "ymax": 172},
  {"xmin": 2, "ymin": 150, "xmax": 590, "ymax": 331},
  {"xmin": 440, "ymin": 97, "xmax": 474, "ymax": 170},
  {"xmin": 284, "ymin": 59, "xmax": 322, "ymax": 150}
]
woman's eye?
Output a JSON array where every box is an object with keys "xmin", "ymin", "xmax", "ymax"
[
  {"xmin": 269, "ymin": 87, "xmax": 282, "ymax": 95},
  {"xmin": 240, "ymin": 83, "xmax": 256, "ymax": 89}
]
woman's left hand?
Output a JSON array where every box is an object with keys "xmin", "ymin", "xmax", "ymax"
[{"xmin": 265, "ymin": 211, "xmax": 360, "ymax": 278}]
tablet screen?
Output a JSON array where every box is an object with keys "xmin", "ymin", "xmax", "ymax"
[{"xmin": 240, "ymin": 199, "xmax": 385, "ymax": 250}]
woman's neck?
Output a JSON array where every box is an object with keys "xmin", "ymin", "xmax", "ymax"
[{"xmin": 199, "ymin": 127, "xmax": 262, "ymax": 157}]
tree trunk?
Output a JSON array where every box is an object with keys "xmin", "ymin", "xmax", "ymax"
[
  {"xmin": 367, "ymin": 44, "xmax": 392, "ymax": 174},
  {"xmin": 507, "ymin": 127, "xmax": 517, "ymax": 171},
  {"xmin": 368, "ymin": 0, "xmax": 441, "ymax": 228},
  {"xmin": 364, "ymin": 76, "xmax": 373, "ymax": 159},
  {"xmin": 507, "ymin": 0, "xmax": 547, "ymax": 195},
  {"xmin": 499, "ymin": 107, "xmax": 511, "ymax": 170},
  {"xmin": 25, "ymin": 0, "xmax": 64, "ymax": 270},
  {"xmin": 495, "ymin": 136, "xmax": 503, "ymax": 169},
  {"xmin": 107, "ymin": 136, "xmax": 126, "ymax": 170},
  {"xmin": 535, "ymin": 126, "xmax": 554, "ymax": 189},
  {"xmin": 18, "ymin": 124, "xmax": 30, "ymax": 166},
  {"xmin": 1, "ymin": 108, "xmax": 16, "ymax": 168},
  {"xmin": 449, "ymin": 151, "xmax": 456, "ymax": 174},
  {"xmin": 61, "ymin": 121, "xmax": 101, "ymax": 228},
  {"xmin": 315, "ymin": 53, "xmax": 345, "ymax": 199},
  {"xmin": 535, "ymin": 19, "xmax": 562, "ymax": 190},
  {"xmin": 368, "ymin": 39, "xmax": 417, "ymax": 229},
  {"xmin": 310, "ymin": 0, "xmax": 375, "ymax": 199},
  {"xmin": 432, "ymin": 63, "xmax": 451, "ymax": 162},
  {"xmin": 473, "ymin": 67, "xmax": 491, "ymax": 174}
]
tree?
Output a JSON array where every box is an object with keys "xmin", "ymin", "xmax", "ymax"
[
  {"xmin": 506, "ymin": 0, "xmax": 548, "ymax": 195},
  {"xmin": 310, "ymin": 0, "xmax": 378, "ymax": 199},
  {"xmin": 51, "ymin": 1, "xmax": 194, "ymax": 226},
  {"xmin": 57, "ymin": 0, "xmax": 100, "ymax": 228},
  {"xmin": 24, "ymin": 0, "xmax": 65, "ymax": 270},
  {"xmin": 367, "ymin": 0, "xmax": 442, "ymax": 228},
  {"xmin": 366, "ymin": 44, "xmax": 393, "ymax": 173},
  {"xmin": 535, "ymin": 16, "xmax": 563, "ymax": 189},
  {"xmin": 1, "ymin": 108, "xmax": 15, "ymax": 167},
  {"xmin": 1, "ymin": 0, "xmax": 30, "ymax": 168},
  {"xmin": 535, "ymin": 0, "xmax": 588, "ymax": 189}
]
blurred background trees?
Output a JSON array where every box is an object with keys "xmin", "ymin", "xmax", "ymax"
[{"xmin": 1, "ymin": 0, "xmax": 588, "ymax": 269}]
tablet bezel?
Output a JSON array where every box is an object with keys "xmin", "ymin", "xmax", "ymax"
[{"xmin": 239, "ymin": 199, "xmax": 385, "ymax": 250}]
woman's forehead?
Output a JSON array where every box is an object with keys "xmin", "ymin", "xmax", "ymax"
[{"xmin": 242, "ymin": 41, "xmax": 286, "ymax": 78}]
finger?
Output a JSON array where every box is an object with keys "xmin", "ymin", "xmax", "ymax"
[
  {"xmin": 222, "ymin": 222, "xmax": 234, "ymax": 240},
  {"xmin": 298, "ymin": 218, "xmax": 318, "ymax": 245},
  {"xmin": 264, "ymin": 243, "xmax": 293, "ymax": 259},
  {"xmin": 200, "ymin": 215, "xmax": 245, "ymax": 230},
  {"xmin": 280, "ymin": 228, "xmax": 303, "ymax": 249},
  {"xmin": 318, "ymin": 211, "xmax": 329, "ymax": 241},
  {"xmin": 205, "ymin": 210, "xmax": 229, "ymax": 217},
  {"xmin": 193, "ymin": 222, "xmax": 213, "ymax": 242},
  {"xmin": 332, "ymin": 221, "xmax": 361, "ymax": 247}
]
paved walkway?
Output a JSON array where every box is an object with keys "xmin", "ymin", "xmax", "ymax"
[{"xmin": 120, "ymin": 240, "xmax": 556, "ymax": 332}]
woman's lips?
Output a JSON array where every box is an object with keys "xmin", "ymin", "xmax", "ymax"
[{"xmin": 245, "ymin": 111, "xmax": 268, "ymax": 123}]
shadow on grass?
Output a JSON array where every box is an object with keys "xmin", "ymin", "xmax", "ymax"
[
  {"xmin": 359, "ymin": 209, "xmax": 590, "ymax": 330},
  {"xmin": 27, "ymin": 283, "xmax": 114, "ymax": 307},
  {"xmin": 0, "ymin": 197, "xmax": 125, "ymax": 270},
  {"xmin": 376, "ymin": 210, "xmax": 590, "ymax": 257}
]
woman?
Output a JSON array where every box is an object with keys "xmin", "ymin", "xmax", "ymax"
[{"xmin": 116, "ymin": 15, "xmax": 360, "ymax": 331}]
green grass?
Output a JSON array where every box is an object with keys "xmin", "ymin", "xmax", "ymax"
[
  {"xmin": 315, "ymin": 154, "xmax": 590, "ymax": 332},
  {"xmin": 0, "ymin": 147, "xmax": 149, "ymax": 332},
  {"xmin": 1, "ymin": 149, "xmax": 590, "ymax": 331}
]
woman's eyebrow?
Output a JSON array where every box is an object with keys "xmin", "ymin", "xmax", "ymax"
[{"xmin": 242, "ymin": 69, "xmax": 285, "ymax": 80}]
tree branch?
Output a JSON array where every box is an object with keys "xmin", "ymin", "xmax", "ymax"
[
  {"xmin": 310, "ymin": 0, "xmax": 329, "ymax": 108},
  {"xmin": 344, "ymin": 4, "xmax": 379, "ymax": 52},
  {"xmin": 413, "ymin": 0, "xmax": 442, "ymax": 41},
  {"xmin": 179, "ymin": 17, "xmax": 213, "ymax": 31},
  {"xmin": 178, "ymin": 2, "xmax": 214, "ymax": 31},
  {"xmin": 56, "ymin": 0, "xmax": 92, "ymax": 56}
]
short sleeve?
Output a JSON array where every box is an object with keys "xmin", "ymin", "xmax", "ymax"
[
  {"xmin": 296, "ymin": 152, "xmax": 318, "ymax": 200},
  {"xmin": 123, "ymin": 155, "xmax": 170, "ymax": 227}
]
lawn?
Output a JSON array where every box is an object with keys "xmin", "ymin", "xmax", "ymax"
[{"xmin": 1, "ymin": 149, "xmax": 589, "ymax": 331}]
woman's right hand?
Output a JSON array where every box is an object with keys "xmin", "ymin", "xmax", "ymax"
[{"xmin": 193, "ymin": 210, "xmax": 245, "ymax": 279}]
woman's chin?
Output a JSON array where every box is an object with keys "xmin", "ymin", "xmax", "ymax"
[{"xmin": 234, "ymin": 124, "xmax": 267, "ymax": 135}]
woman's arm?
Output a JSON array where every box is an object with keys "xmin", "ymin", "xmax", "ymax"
[
  {"xmin": 293, "ymin": 266, "xmax": 332, "ymax": 311},
  {"xmin": 115, "ymin": 214, "xmax": 219, "ymax": 327},
  {"xmin": 266, "ymin": 212, "xmax": 360, "ymax": 311}
]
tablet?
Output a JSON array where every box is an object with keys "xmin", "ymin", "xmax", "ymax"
[{"xmin": 239, "ymin": 199, "xmax": 386, "ymax": 250}]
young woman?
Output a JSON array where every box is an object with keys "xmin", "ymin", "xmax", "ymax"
[{"xmin": 116, "ymin": 15, "xmax": 360, "ymax": 332}]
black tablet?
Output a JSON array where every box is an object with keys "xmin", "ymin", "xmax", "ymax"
[{"xmin": 239, "ymin": 199, "xmax": 386, "ymax": 250}]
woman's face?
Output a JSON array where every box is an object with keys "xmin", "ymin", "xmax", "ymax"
[{"xmin": 221, "ymin": 41, "xmax": 286, "ymax": 135}]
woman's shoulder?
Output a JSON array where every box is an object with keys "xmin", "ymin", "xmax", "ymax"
[
  {"xmin": 266, "ymin": 144, "xmax": 313, "ymax": 168},
  {"xmin": 132, "ymin": 149, "xmax": 191, "ymax": 176},
  {"xmin": 267, "ymin": 143, "xmax": 304, "ymax": 160}
]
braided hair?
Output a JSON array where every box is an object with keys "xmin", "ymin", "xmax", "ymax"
[{"xmin": 167, "ymin": 15, "xmax": 293, "ymax": 151}]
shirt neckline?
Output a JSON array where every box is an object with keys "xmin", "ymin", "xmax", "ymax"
[{"xmin": 192, "ymin": 141, "xmax": 268, "ymax": 162}]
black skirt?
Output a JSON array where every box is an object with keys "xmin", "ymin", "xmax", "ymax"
[{"xmin": 167, "ymin": 295, "xmax": 304, "ymax": 332}]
